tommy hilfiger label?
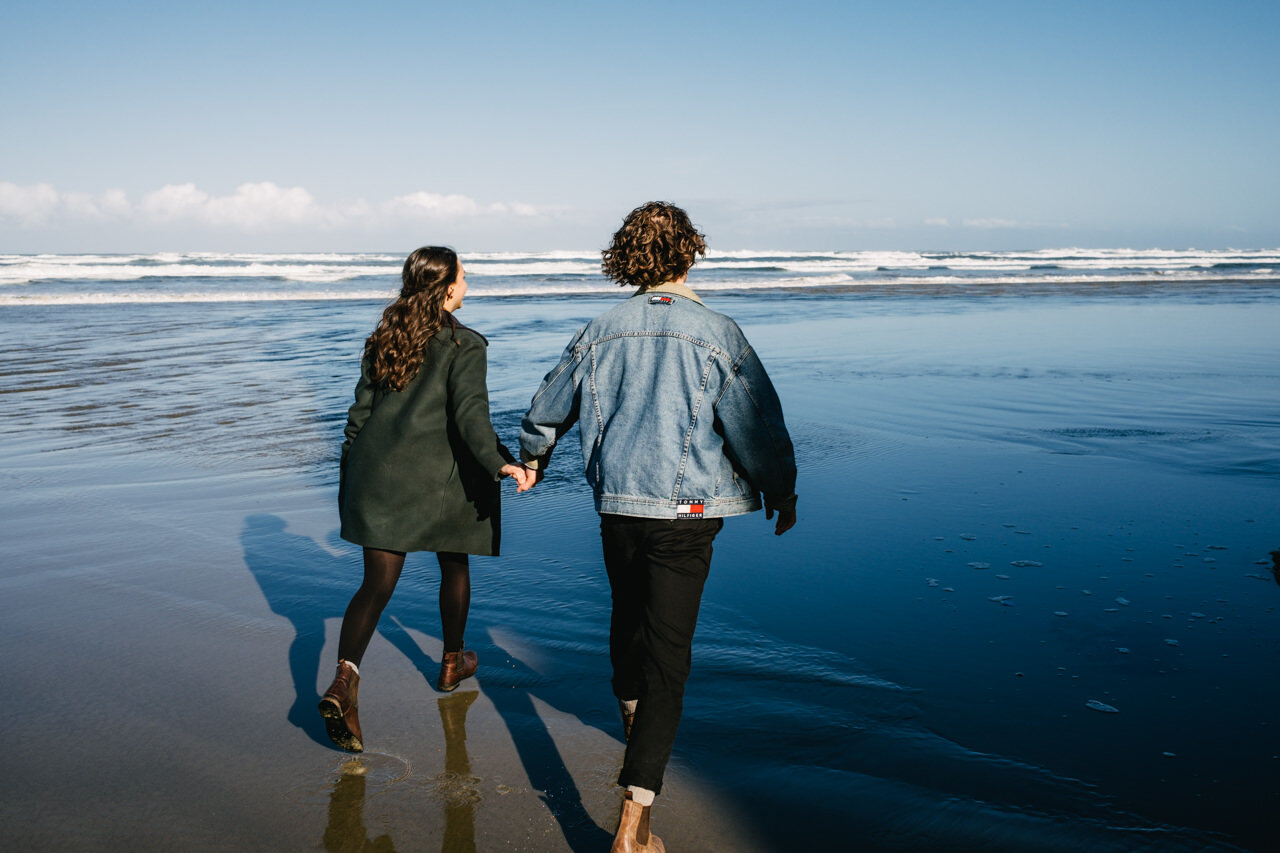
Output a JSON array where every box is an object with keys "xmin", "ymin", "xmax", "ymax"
[
  {"xmin": 648, "ymin": 295, "xmax": 674, "ymax": 305},
  {"xmin": 676, "ymin": 501, "xmax": 706, "ymax": 518}
]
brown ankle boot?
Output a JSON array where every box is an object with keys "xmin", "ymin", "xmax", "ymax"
[
  {"xmin": 611, "ymin": 792, "xmax": 665, "ymax": 853},
  {"xmin": 436, "ymin": 649, "xmax": 478, "ymax": 692},
  {"xmin": 318, "ymin": 660, "xmax": 363, "ymax": 752}
]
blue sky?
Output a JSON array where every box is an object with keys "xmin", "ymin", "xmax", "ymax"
[{"xmin": 2, "ymin": 0, "xmax": 1277, "ymax": 252}]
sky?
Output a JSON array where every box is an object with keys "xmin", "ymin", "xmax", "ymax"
[{"xmin": 1, "ymin": 0, "xmax": 1277, "ymax": 253}]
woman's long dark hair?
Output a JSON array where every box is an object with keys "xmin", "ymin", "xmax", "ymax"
[{"xmin": 363, "ymin": 246, "xmax": 459, "ymax": 391}]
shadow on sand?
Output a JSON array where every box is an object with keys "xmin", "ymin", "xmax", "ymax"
[
  {"xmin": 240, "ymin": 513, "xmax": 362, "ymax": 747},
  {"xmin": 480, "ymin": 627, "xmax": 615, "ymax": 852},
  {"xmin": 241, "ymin": 513, "xmax": 615, "ymax": 851}
]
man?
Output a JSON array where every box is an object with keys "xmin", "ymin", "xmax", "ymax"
[{"xmin": 518, "ymin": 202, "xmax": 797, "ymax": 852}]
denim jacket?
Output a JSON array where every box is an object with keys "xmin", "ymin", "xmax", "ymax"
[{"xmin": 519, "ymin": 283, "xmax": 796, "ymax": 519}]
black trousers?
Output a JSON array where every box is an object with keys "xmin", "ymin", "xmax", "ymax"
[{"xmin": 600, "ymin": 513, "xmax": 723, "ymax": 794}]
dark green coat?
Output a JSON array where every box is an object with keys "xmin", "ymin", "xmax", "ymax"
[{"xmin": 339, "ymin": 322, "xmax": 512, "ymax": 555}]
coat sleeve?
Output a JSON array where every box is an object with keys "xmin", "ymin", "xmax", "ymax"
[
  {"xmin": 713, "ymin": 344, "xmax": 797, "ymax": 506},
  {"xmin": 339, "ymin": 363, "xmax": 376, "ymax": 502},
  {"xmin": 447, "ymin": 333, "xmax": 514, "ymax": 479},
  {"xmin": 518, "ymin": 328, "xmax": 586, "ymax": 467}
]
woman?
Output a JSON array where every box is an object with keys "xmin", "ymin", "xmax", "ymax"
[{"xmin": 319, "ymin": 246, "xmax": 525, "ymax": 753}]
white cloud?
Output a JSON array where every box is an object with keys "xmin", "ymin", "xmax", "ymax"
[
  {"xmin": 0, "ymin": 182, "xmax": 61, "ymax": 223},
  {"xmin": 0, "ymin": 181, "xmax": 540, "ymax": 231},
  {"xmin": 138, "ymin": 183, "xmax": 211, "ymax": 223},
  {"xmin": 924, "ymin": 218, "xmax": 949, "ymax": 227},
  {"xmin": 383, "ymin": 191, "xmax": 483, "ymax": 219},
  {"xmin": 204, "ymin": 183, "xmax": 335, "ymax": 229},
  {"xmin": 962, "ymin": 218, "xmax": 1022, "ymax": 229}
]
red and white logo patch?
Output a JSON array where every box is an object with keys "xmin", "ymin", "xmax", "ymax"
[{"xmin": 676, "ymin": 502, "xmax": 705, "ymax": 518}]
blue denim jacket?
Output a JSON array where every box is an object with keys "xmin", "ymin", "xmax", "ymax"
[{"xmin": 519, "ymin": 285, "xmax": 796, "ymax": 519}]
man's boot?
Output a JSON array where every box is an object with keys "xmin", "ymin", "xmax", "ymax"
[
  {"xmin": 611, "ymin": 792, "xmax": 665, "ymax": 853},
  {"xmin": 318, "ymin": 660, "xmax": 363, "ymax": 752}
]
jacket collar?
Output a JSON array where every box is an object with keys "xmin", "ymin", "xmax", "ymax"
[
  {"xmin": 637, "ymin": 280, "xmax": 704, "ymax": 305},
  {"xmin": 442, "ymin": 311, "xmax": 487, "ymax": 344}
]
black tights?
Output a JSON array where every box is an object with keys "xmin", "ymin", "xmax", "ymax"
[{"xmin": 336, "ymin": 548, "xmax": 471, "ymax": 666}]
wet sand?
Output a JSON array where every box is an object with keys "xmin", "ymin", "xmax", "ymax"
[
  {"xmin": 2, "ymin": 285, "xmax": 1279, "ymax": 850},
  {"xmin": 1, "ymin": 450, "xmax": 758, "ymax": 851}
]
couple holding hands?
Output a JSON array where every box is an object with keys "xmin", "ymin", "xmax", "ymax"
[{"xmin": 319, "ymin": 202, "xmax": 797, "ymax": 852}]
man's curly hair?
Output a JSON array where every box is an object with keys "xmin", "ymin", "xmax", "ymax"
[{"xmin": 601, "ymin": 201, "xmax": 707, "ymax": 288}]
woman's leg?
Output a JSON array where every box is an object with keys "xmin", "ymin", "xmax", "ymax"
[
  {"xmin": 436, "ymin": 552, "xmax": 478, "ymax": 692},
  {"xmin": 337, "ymin": 547, "xmax": 406, "ymax": 666},
  {"xmin": 437, "ymin": 551, "xmax": 471, "ymax": 653}
]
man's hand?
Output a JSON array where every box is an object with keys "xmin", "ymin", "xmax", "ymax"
[
  {"xmin": 516, "ymin": 464, "xmax": 544, "ymax": 493},
  {"xmin": 764, "ymin": 496, "xmax": 798, "ymax": 536}
]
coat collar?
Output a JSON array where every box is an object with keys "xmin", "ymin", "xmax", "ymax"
[{"xmin": 442, "ymin": 312, "xmax": 487, "ymax": 344}]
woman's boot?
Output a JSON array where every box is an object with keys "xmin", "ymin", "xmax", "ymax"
[
  {"xmin": 611, "ymin": 792, "xmax": 665, "ymax": 853},
  {"xmin": 318, "ymin": 660, "xmax": 363, "ymax": 752},
  {"xmin": 437, "ymin": 649, "xmax": 478, "ymax": 692}
]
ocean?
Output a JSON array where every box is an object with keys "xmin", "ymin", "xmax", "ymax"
[
  {"xmin": 2, "ymin": 250, "xmax": 1278, "ymax": 851},
  {"xmin": 3, "ymin": 248, "xmax": 1280, "ymax": 304}
]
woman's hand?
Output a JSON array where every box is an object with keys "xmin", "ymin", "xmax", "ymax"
[{"xmin": 500, "ymin": 464, "xmax": 529, "ymax": 490}]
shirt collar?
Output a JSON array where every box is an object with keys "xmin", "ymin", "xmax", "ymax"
[{"xmin": 638, "ymin": 280, "xmax": 704, "ymax": 305}]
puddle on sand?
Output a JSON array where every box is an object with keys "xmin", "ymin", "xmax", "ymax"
[{"xmin": 283, "ymin": 753, "xmax": 411, "ymax": 805}]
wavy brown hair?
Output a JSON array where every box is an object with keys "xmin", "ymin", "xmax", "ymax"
[
  {"xmin": 601, "ymin": 201, "xmax": 707, "ymax": 288},
  {"xmin": 363, "ymin": 246, "xmax": 459, "ymax": 392}
]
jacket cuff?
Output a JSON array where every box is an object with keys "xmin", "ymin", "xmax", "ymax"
[
  {"xmin": 520, "ymin": 450, "xmax": 551, "ymax": 470},
  {"xmin": 764, "ymin": 492, "xmax": 798, "ymax": 512},
  {"xmin": 485, "ymin": 444, "xmax": 517, "ymax": 480}
]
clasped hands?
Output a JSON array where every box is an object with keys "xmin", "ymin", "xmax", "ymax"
[{"xmin": 498, "ymin": 463, "xmax": 543, "ymax": 493}]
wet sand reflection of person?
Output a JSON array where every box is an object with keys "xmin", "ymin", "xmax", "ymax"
[
  {"xmin": 434, "ymin": 691, "xmax": 480, "ymax": 853},
  {"xmin": 320, "ymin": 694, "xmax": 480, "ymax": 853},
  {"xmin": 323, "ymin": 760, "xmax": 396, "ymax": 853}
]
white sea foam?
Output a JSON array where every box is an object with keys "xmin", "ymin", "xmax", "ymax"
[
  {"xmin": 0, "ymin": 279, "xmax": 625, "ymax": 305},
  {"xmin": 0, "ymin": 262, "xmax": 391, "ymax": 285},
  {"xmin": 697, "ymin": 273, "xmax": 859, "ymax": 290},
  {"xmin": 465, "ymin": 250, "xmax": 596, "ymax": 261},
  {"xmin": 0, "ymin": 290, "xmax": 401, "ymax": 306},
  {"xmin": 2, "ymin": 249, "xmax": 1278, "ymax": 301},
  {"xmin": 462, "ymin": 260, "xmax": 601, "ymax": 277}
]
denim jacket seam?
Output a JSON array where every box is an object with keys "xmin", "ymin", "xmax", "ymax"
[
  {"xmin": 711, "ymin": 345, "xmax": 751, "ymax": 406},
  {"xmin": 597, "ymin": 492, "xmax": 757, "ymax": 506},
  {"xmin": 584, "ymin": 329, "xmax": 731, "ymax": 359},
  {"xmin": 528, "ymin": 352, "xmax": 577, "ymax": 408},
  {"xmin": 671, "ymin": 353, "xmax": 715, "ymax": 500},
  {"xmin": 588, "ymin": 345, "xmax": 606, "ymax": 481}
]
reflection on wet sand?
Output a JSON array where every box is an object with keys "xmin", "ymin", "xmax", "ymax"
[
  {"xmin": 323, "ymin": 759, "xmax": 395, "ymax": 853},
  {"xmin": 321, "ymin": 693, "xmax": 482, "ymax": 853},
  {"xmin": 433, "ymin": 691, "xmax": 481, "ymax": 853}
]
